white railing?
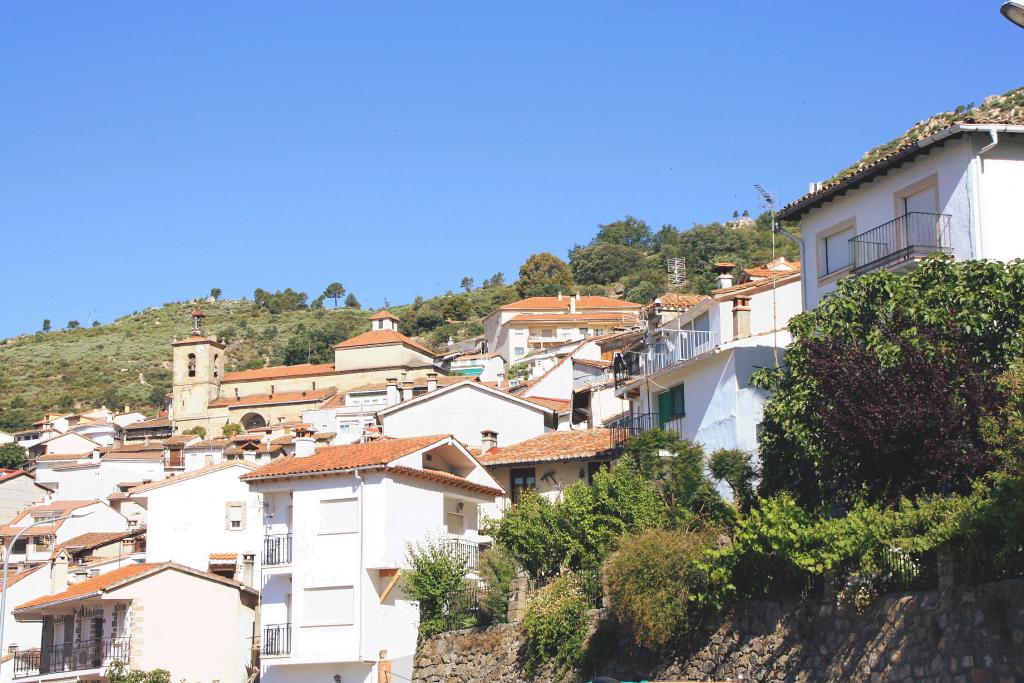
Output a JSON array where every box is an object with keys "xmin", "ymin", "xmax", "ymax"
[
  {"xmin": 441, "ymin": 536, "xmax": 481, "ymax": 570},
  {"xmin": 644, "ymin": 329, "xmax": 718, "ymax": 375}
]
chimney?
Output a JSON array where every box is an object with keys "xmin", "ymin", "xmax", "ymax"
[
  {"xmin": 401, "ymin": 380, "xmax": 414, "ymax": 402},
  {"xmin": 557, "ymin": 292, "xmax": 563, "ymax": 301},
  {"xmin": 50, "ymin": 551, "xmax": 69, "ymax": 594},
  {"xmin": 294, "ymin": 426, "xmax": 316, "ymax": 458},
  {"xmin": 426, "ymin": 372, "xmax": 438, "ymax": 393},
  {"xmin": 712, "ymin": 262, "xmax": 735, "ymax": 290},
  {"xmin": 480, "ymin": 429, "xmax": 498, "ymax": 452},
  {"xmin": 385, "ymin": 378, "xmax": 400, "ymax": 406},
  {"xmin": 378, "ymin": 650, "xmax": 392, "ymax": 683},
  {"xmin": 569, "ymin": 295, "xmax": 577, "ymax": 314},
  {"xmin": 123, "ymin": 404, "xmax": 131, "ymax": 414},
  {"xmin": 732, "ymin": 296, "xmax": 751, "ymax": 339},
  {"xmin": 241, "ymin": 553, "xmax": 255, "ymax": 587}
]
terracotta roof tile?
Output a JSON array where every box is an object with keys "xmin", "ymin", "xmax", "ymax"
[
  {"xmin": 207, "ymin": 387, "xmax": 336, "ymax": 409},
  {"xmin": 184, "ymin": 438, "xmax": 231, "ymax": 449},
  {"xmin": 124, "ymin": 418, "xmax": 172, "ymax": 430},
  {"xmin": 102, "ymin": 450, "xmax": 164, "ymax": 462},
  {"xmin": 221, "ymin": 362, "xmax": 337, "ymax": 383},
  {"xmin": 209, "ymin": 552, "xmax": 238, "ymax": 561},
  {"xmin": 573, "ymin": 358, "xmax": 611, "ymax": 369},
  {"xmin": 56, "ymin": 530, "xmax": 140, "ymax": 554},
  {"xmin": 15, "ymin": 562, "xmax": 255, "ymax": 611},
  {"xmin": 35, "ymin": 451, "xmax": 92, "ymax": 462},
  {"xmin": 497, "ymin": 296, "xmax": 642, "ymax": 311},
  {"xmin": 386, "ymin": 465, "xmax": 503, "ymax": 497},
  {"xmin": 479, "ymin": 429, "xmax": 615, "ymax": 466},
  {"xmin": 525, "ymin": 396, "xmax": 572, "ymax": 412},
  {"xmin": 240, "ymin": 435, "xmax": 450, "ymax": 480},
  {"xmin": 508, "ymin": 312, "xmax": 639, "ymax": 324},
  {"xmin": 100, "ymin": 442, "xmax": 167, "ymax": 454},
  {"xmin": 333, "ymin": 329, "xmax": 436, "ymax": 356},
  {"xmin": 369, "ymin": 310, "xmax": 400, "ymax": 320},
  {"xmin": 4, "ymin": 564, "xmax": 44, "ymax": 589},
  {"xmin": 653, "ymin": 293, "xmax": 709, "ymax": 310},
  {"xmin": 128, "ymin": 461, "xmax": 257, "ymax": 495}
]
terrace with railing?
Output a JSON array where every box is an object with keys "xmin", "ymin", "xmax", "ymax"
[
  {"xmin": 613, "ymin": 329, "xmax": 718, "ymax": 388},
  {"xmin": 13, "ymin": 637, "xmax": 130, "ymax": 678},
  {"xmin": 263, "ymin": 533, "xmax": 292, "ymax": 567},
  {"xmin": 261, "ymin": 623, "xmax": 291, "ymax": 656},
  {"xmin": 441, "ymin": 535, "xmax": 481, "ymax": 570},
  {"xmin": 850, "ymin": 212, "xmax": 952, "ymax": 274}
]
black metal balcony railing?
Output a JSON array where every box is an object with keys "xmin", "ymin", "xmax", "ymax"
[
  {"xmin": 263, "ymin": 534, "xmax": 292, "ymax": 566},
  {"xmin": 14, "ymin": 637, "xmax": 131, "ymax": 678},
  {"xmin": 610, "ymin": 413, "xmax": 658, "ymax": 450},
  {"xmin": 613, "ymin": 352, "xmax": 642, "ymax": 389},
  {"xmin": 261, "ymin": 623, "xmax": 291, "ymax": 656},
  {"xmin": 849, "ymin": 212, "xmax": 952, "ymax": 274}
]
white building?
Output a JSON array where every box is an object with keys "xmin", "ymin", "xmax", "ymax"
[
  {"xmin": 241, "ymin": 433, "xmax": 503, "ymax": 683},
  {"xmin": 483, "ymin": 294, "xmax": 642, "ymax": 363},
  {"xmin": 445, "ymin": 352, "xmax": 506, "ymax": 382},
  {"xmin": 614, "ymin": 260, "xmax": 803, "ymax": 461},
  {"xmin": 778, "ymin": 121, "xmax": 1024, "ymax": 309},
  {"xmin": 10, "ymin": 562, "xmax": 257, "ymax": 683},
  {"xmin": 377, "ymin": 380, "xmax": 557, "ymax": 449},
  {"xmin": 33, "ymin": 446, "xmax": 167, "ymax": 505},
  {"xmin": 0, "ymin": 501, "xmax": 129, "ymax": 565},
  {"xmin": 127, "ymin": 461, "xmax": 262, "ymax": 579},
  {"xmin": 0, "ymin": 471, "xmax": 52, "ymax": 523},
  {"xmin": 0, "ymin": 565, "xmax": 48, "ymax": 683}
]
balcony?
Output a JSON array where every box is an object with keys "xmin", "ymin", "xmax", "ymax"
[
  {"xmin": 261, "ymin": 623, "xmax": 291, "ymax": 656},
  {"xmin": 13, "ymin": 637, "xmax": 130, "ymax": 678},
  {"xmin": 613, "ymin": 331, "xmax": 717, "ymax": 389},
  {"xmin": 263, "ymin": 534, "xmax": 292, "ymax": 567},
  {"xmin": 441, "ymin": 535, "xmax": 481, "ymax": 570},
  {"xmin": 850, "ymin": 212, "xmax": 952, "ymax": 275},
  {"xmin": 610, "ymin": 412, "xmax": 658, "ymax": 450}
]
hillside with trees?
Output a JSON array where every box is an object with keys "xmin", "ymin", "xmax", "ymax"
[{"xmin": 0, "ymin": 212, "xmax": 793, "ymax": 431}]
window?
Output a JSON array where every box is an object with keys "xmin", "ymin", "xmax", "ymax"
[
  {"xmin": 542, "ymin": 328, "xmax": 554, "ymax": 338},
  {"xmin": 225, "ymin": 502, "xmax": 246, "ymax": 530},
  {"xmin": 579, "ymin": 327, "xmax": 589, "ymax": 337},
  {"xmin": 446, "ymin": 512, "xmax": 465, "ymax": 535},
  {"xmin": 658, "ymin": 384, "xmax": 685, "ymax": 428},
  {"xmin": 819, "ymin": 223, "xmax": 855, "ymax": 277},
  {"xmin": 213, "ymin": 354, "xmax": 219, "ymax": 378},
  {"xmin": 187, "ymin": 353, "xmax": 197, "ymax": 378},
  {"xmin": 303, "ymin": 586, "xmax": 354, "ymax": 626},
  {"xmin": 320, "ymin": 498, "xmax": 358, "ymax": 534},
  {"xmin": 513, "ymin": 347, "xmax": 525, "ymax": 357},
  {"xmin": 587, "ymin": 461, "xmax": 609, "ymax": 484},
  {"xmin": 111, "ymin": 603, "xmax": 128, "ymax": 638},
  {"xmin": 510, "ymin": 468, "xmax": 536, "ymax": 505}
]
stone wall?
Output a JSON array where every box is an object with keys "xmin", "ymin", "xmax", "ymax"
[{"xmin": 413, "ymin": 578, "xmax": 1024, "ymax": 683}]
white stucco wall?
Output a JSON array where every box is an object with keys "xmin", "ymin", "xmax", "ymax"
[
  {"xmin": 0, "ymin": 476, "xmax": 49, "ymax": 523},
  {"xmin": 138, "ymin": 465, "xmax": 262, "ymax": 572},
  {"xmin": 46, "ymin": 460, "xmax": 165, "ymax": 503},
  {"xmin": 379, "ymin": 385, "xmax": 549, "ymax": 449},
  {"xmin": 976, "ymin": 135, "xmax": 1024, "ymax": 261},
  {"xmin": 0, "ymin": 566, "xmax": 48, "ymax": 683}
]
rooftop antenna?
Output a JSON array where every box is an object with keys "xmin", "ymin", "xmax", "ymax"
[
  {"xmin": 666, "ymin": 257, "xmax": 687, "ymax": 286},
  {"xmin": 754, "ymin": 185, "xmax": 781, "ymax": 368}
]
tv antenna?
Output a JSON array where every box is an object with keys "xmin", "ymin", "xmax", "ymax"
[
  {"xmin": 666, "ymin": 257, "xmax": 687, "ymax": 286},
  {"xmin": 754, "ymin": 184, "xmax": 780, "ymax": 368}
]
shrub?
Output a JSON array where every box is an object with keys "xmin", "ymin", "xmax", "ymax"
[
  {"xmin": 182, "ymin": 426, "xmax": 207, "ymax": 438},
  {"xmin": 403, "ymin": 541, "xmax": 470, "ymax": 638},
  {"xmin": 0, "ymin": 443, "xmax": 28, "ymax": 469},
  {"xmin": 222, "ymin": 422, "xmax": 243, "ymax": 437},
  {"xmin": 477, "ymin": 547, "xmax": 519, "ymax": 625},
  {"xmin": 522, "ymin": 573, "xmax": 591, "ymax": 673},
  {"xmin": 604, "ymin": 528, "xmax": 714, "ymax": 649}
]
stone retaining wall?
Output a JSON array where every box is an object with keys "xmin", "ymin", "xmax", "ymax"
[{"xmin": 413, "ymin": 577, "xmax": 1024, "ymax": 682}]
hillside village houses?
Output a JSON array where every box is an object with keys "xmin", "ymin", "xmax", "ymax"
[
  {"xmin": 778, "ymin": 120, "xmax": 1024, "ymax": 309},
  {"xmin": 483, "ymin": 294, "xmax": 642, "ymax": 364}
]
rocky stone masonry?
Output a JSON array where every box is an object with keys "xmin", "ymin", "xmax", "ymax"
[{"xmin": 413, "ymin": 577, "xmax": 1024, "ymax": 683}]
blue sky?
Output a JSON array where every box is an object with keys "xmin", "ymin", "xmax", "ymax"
[{"xmin": 2, "ymin": 1, "xmax": 1020, "ymax": 337}]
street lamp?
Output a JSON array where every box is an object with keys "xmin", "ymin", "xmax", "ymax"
[
  {"xmin": 1002, "ymin": 1, "xmax": 1024, "ymax": 27},
  {"xmin": 0, "ymin": 511, "xmax": 94, "ymax": 657}
]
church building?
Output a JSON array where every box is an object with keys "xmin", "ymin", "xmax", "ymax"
[{"xmin": 171, "ymin": 309, "xmax": 442, "ymax": 436}]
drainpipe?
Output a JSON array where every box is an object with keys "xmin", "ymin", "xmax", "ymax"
[
  {"xmin": 972, "ymin": 129, "xmax": 1001, "ymax": 259},
  {"xmin": 775, "ymin": 225, "xmax": 807, "ymax": 312},
  {"xmin": 354, "ymin": 469, "xmax": 366, "ymax": 666}
]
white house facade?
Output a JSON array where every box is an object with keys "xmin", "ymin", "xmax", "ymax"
[
  {"xmin": 778, "ymin": 122, "xmax": 1024, "ymax": 309},
  {"xmin": 241, "ymin": 434, "xmax": 503, "ymax": 683}
]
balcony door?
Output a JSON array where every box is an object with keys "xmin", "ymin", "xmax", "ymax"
[
  {"xmin": 903, "ymin": 186, "xmax": 937, "ymax": 215},
  {"xmin": 902, "ymin": 186, "xmax": 939, "ymax": 250}
]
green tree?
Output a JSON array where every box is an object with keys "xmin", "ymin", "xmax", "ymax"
[
  {"xmin": 210, "ymin": 287, "xmax": 222, "ymax": 301},
  {"xmin": 522, "ymin": 573, "xmax": 590, "ymax": 673},
  {"xmin": 67, "ymin": 320, "xmax": 80, "ymax": 329},
  {"xmin": 344, "ymin": 293, "xmax": 360, "ymax": 308},
  {"xmin": 593, "ymin": 216, "xmax": 653, "ymax": 250},
  {"xmin": 182, "ymin": 425, "xmax": 207, "ymax": 438},
  {"xmin": 322, "ymin": 282, "xmax": 346, "ymax": 308},
  {"xmin": 708, "ymin": 448, "xmax": 757, "ymax": 510},
  {"xmin": 755, "ymin": 256, "xmax": 1024, "ymax": 507},
  {"xmin": 105, "ymin": 661, "xmax": 171, "ymax": 683},
  {"xmin": 0, "ymin": 443, "xmax": 28, "ymax": 469},
  {"xmin": 254, "ymin": 288, "xmax": 308, "ymax": 313},
  {"xmin": 460, "ymin": 276, "xmax": 474, "ymax": 292},
  {"xmin": 42, "ymin": 319, "xmax": 51, "ymax": 332},
  {"xmin": 569, "ymin": 243, "xmax": 644, "ymax": 285},
  {"xmin": 403, "ymin": 540, "xmax": 470, "ymax": 638},
  {"xmin": 222, "ymin": 422, "xmax": 243, "ymax": 437},
  {"xmin": 516, "ymin": 252, "xmax": 574, "ymax": 298},
  {"xmin": 487, "ymin": 272, "xmax": 505, "ymax": 287},
  {"xmin": 91, "ymin": 320, "xmax": 101, "ymax": 328},
  {"xmin": 477, "ymin": 547, "xmax": 519, "ymax": 625}
]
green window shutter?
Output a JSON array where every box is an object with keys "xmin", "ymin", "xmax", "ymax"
[{"xmin": 658, "ymin": 391, "xmax": 673, "ymax": 428}]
